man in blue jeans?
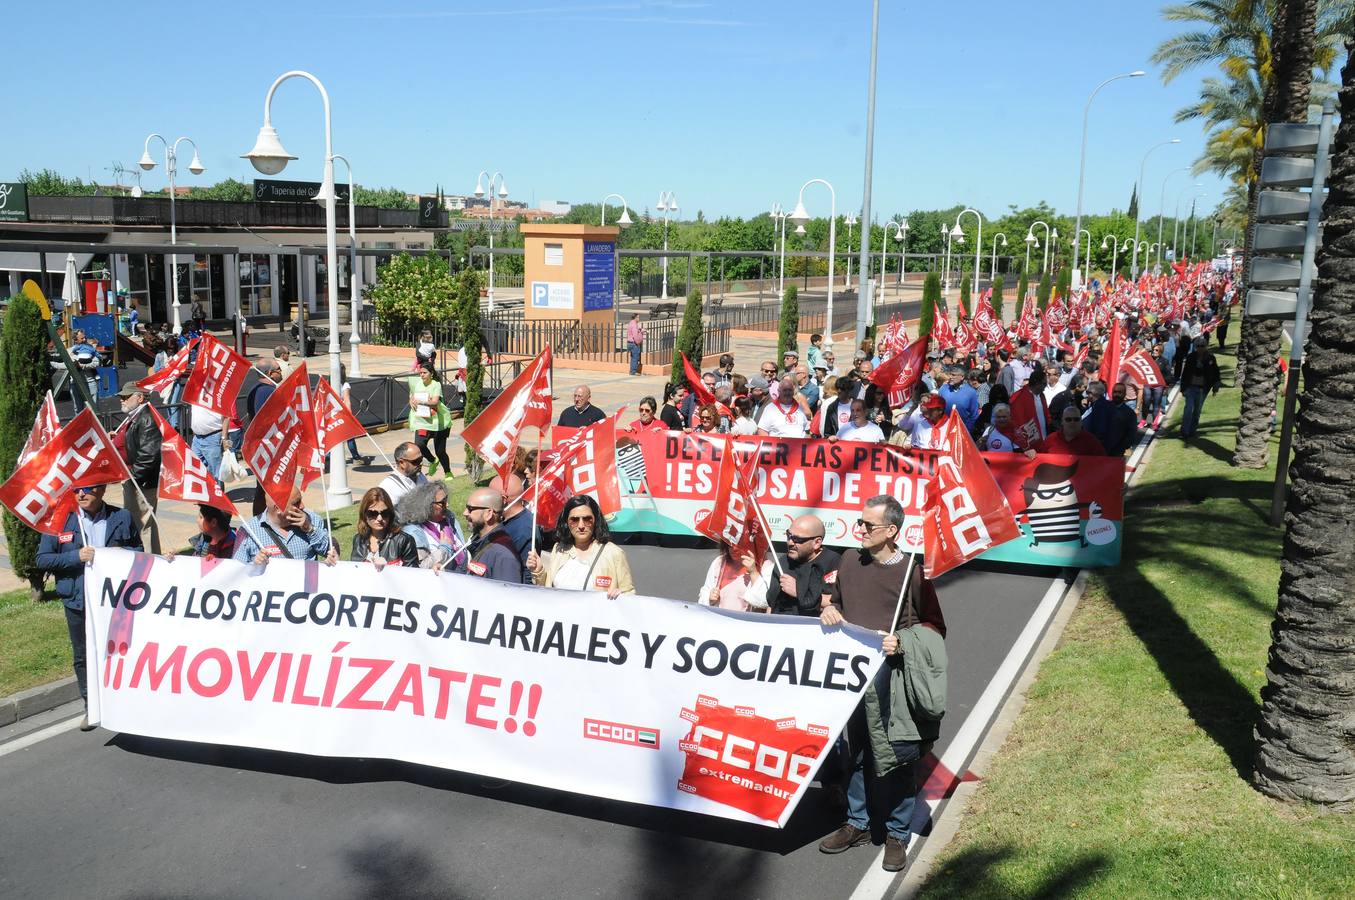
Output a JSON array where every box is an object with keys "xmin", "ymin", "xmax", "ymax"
[
  {"xmin": 189, "ymin": 403, "xmax": 227, "ymax": 488},
  {"xmin": 625, "ymin": 312, "xmax": 645, "ymax": 376},
  {"xmin": 1179, "ymin": 338, "xmax": 1221, "ymax": 439}
]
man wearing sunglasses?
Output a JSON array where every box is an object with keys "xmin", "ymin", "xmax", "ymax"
[
  {"xmin": 461, "ymin": 487, "xmax": 523, "ymax": 583},
  {"xmin": 379, "ymin": 441, "xmax": 429, "ymax": 505},
  {"xmin": 764, "ymin": 515, "xmax": 839, "ymax": 617},
  {"xmin": 1025, "ymin": 405, "xmax": 1106, "ymax": 457},
  {"xmin": 36, "ymin": 484, "xmax": 142, "ymax": 731}
]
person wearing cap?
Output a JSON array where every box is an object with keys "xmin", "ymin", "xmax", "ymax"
[
  {"xmin": 117, "ymin": 383, "xmax": 162, "ymax": 554},
  {"xmin": 937, "ymin": 364, "xmax": 979, "ymax": 431},
  {"xmin": 781, "ymin": 348, "xmax": 799, "ymax": 376},
  {"xmin": 746, "ymin": 375, "xmax": 772, "ymax": 420},
  {"xmin": 901, "ymin": 393, "xmax": 947, "ymax": 449}
]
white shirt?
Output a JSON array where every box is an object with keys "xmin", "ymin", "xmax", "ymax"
[
  {"xmin": 980, "ymin": 426, "xmax": 1017, "ymax": 452},
  {"xmin": 837, "ymin": 421, "xmax": 884, "ymax": 443},
  {"xmin": 553, "ymin": 547, "xmax": 598, "ymax": 591},
  {"xmin": 190, "ymin": 404, "xmax": 225, "ymax": 437},
  {"xmin": 1042, "ymin": 383, "xmax": 1064, "ymax": 409},
  {"xmin": 730, "ymin": 416, "xmax": 758, "ymax": 436},
  {"xmin": 757, "ymin": 400, "xmax": 809, "ymax": 438},
  {"xmin": 903, "ymin": 409, "xmax": 942, "ymax": 449},
  {"xmin": 379, "ymin": 471, "xmax": 427, "ymax": 506}
]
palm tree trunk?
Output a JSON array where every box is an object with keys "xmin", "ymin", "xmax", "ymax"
[
  {"xmin": 1253, "ymin": 38, "xmax": 1355, "ymax": 809},
  {"xmin": 1232, "ymin": 0, "xmax": 1317, "ymax": 469}
]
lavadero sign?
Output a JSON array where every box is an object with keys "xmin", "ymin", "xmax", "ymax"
[
  {"xmin": 582, "ymin": 240, "xmax": 616, "ymax": 311},
  {"xmin": 0, "ymin": 182, "xmax": 29, "ymax": 222},
  {"xmin": 253, "ymin": 179, "xmax": 350, "ymax": 203}
]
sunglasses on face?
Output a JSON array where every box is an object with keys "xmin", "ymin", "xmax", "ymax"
[
  {"xmin": 431, "ymin": 498, "xmax": 448, "ymax": 508},
  {"xmin": 465, "ymin": 504, "xmax": 489, "ymax": 513},
  {"xmin": 74, "ymin": 487, "xmax": 97, "ymax": 496},
  {"xmin": 568, "ymin": 514, "xmax": 595, "ymax": 524},
  {"xmin": 785, "ymin": 532, "xmax": 815, "ymax": 544},
  {"xmin": 401, "ymin": 457, "xmax": 423, "ymax": 466},
  {"xmin": 640, "ymin": 407, "xmax": 654, "ymax": 414},
  {"xmin": 856, "ymin": 519, "xmax": 892, "ymax": 533},
  {"xmin": 365, "ymin": 509, "xmax": 392, "ymax": 520}
]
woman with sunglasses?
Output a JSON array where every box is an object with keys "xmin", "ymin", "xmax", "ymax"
[
  {"xmin": 693, "ymin": 402, "xmax": 722, "ymax": 434},
  {"xmin": 526, "ymin": 495, "xmax": 634, "ymax": 598},
  {"xmin": 697, "ymin": 542, "xmax": 773, "ymax": 612},
  {"xmin": 350, "ymin": 487, "xmax": 418, "ymax": 570},
  {"xmin": 628, "ymin": 396, "xmax": 666, "ymax": 433}
]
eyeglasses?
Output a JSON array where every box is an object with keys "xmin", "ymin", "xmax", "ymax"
[
  {"xmin": 465, "ymin": 504, "xmax": 489, "ymax": 513},
  {"xmin": 400, "ymin": 457, "xmax": 423, "ymax": 466},
  {"xmin": 639, "ymin": 407, "xmax": 654, "ymax": 414},
  {"xmin": 74, "ymin": 487, "xmax": 97, "ymax": 496},
  {"xmin": 365, "ymin": 509, "xmax": 392, "ymax": 520},
  {"xmin": 761, "ymin": 368, "xmax": 777, "ymax": 375},
  {"xmin": 568, "ymin": 514, "xmax": 595, "ymax": 524},
  {"xmin": 785, "ymin": 532, "xmax": 815, "ymax": 544},
  {"xmin": 855, "ymin": 519, "xmax": 892, "ymax": 533},
  {"xmin": 699, "ymin": 415, "xmax": 714, "ymax": 422},
  {"xmin": 431, "ymin": 498, "xmax": 448, "ymax": 508}
]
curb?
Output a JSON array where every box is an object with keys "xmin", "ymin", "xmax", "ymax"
[{"xmin": 0, "ymin": 677, "xmax": 80, "ymax": 728}]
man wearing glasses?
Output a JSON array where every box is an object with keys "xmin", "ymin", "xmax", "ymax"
[
  {"xmin": 380, "ymin": 441, "xmax": 429, "ymax": 505},
  {"xmin": 233, "ymin": 486, "xmax": 337, "ymax": 566},
  {"xmin": 818, "ymin": 495, "xmax": 948, "ymax": 873},
  {"xmin": 37, "ymin": 484, "xmax": 142, "ymax": 732},
  {"xmin": 461, "ymin": 487, "xmax": 523, "ymax": 583},
  {"xmin": 765, "ymin": 514, "xmax": 840, "ymax": 617}
]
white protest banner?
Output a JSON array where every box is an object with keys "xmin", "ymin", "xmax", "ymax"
[{"xmin": 86, "ymin": 548, "xmax": 882, "ymax": 828}]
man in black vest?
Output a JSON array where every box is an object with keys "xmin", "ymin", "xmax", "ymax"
[{"xmin": 765, "ymin": 514, "xmax": 841, "ymax": 616}]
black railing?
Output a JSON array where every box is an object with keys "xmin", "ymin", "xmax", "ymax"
[{"xmin": 26, "ymin": 195, "xmax": 447, "ymax": 230}]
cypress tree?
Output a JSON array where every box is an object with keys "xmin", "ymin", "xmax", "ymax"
[
  {"xmin": 958, "ymin": 271, "xmax": 972, "ymax": 316},
  {"xmin": 991, "ymin": 274, "xmax": 1005, "ymax": 321},
  {"xmin": 1036, "ymin": 270, "xmax": 1052, "ymax": 310},
  {"xmin": 919, "ymin": 273, "xmax": 940, "ymax": 341},
  {"xmin": 1055, "ymin": 265, "xmax": 1071, "ymax": 305},
  {"xmin": 672, "ymin": 288, "xmax": 706, "ymax": 385},
  {"xmin": 1015, "ymin": 265, "xmax": 1028, "ymax": 321},
  {"xmin": 454, "ymin": 267, "xmax": 484, "ymax": 474},
  {"xmin": 0, "ymin": 296, "xmax": 50, "ymax": 590},
  {"xmin": 1127, "ymin": 183, "xmax": 1139, "ymax": 221},
  {"xmin": 776, "ymin": 285, "xmax": 799, "ymax": 364}
]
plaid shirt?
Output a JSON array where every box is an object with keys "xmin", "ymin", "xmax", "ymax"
[{"xmin": 232, "ymin": 512, "xmax": 331, "ymax": 562}]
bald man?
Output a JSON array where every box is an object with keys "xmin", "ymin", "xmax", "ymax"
[
  {"xmin": 558, "ymin": 384, "xmax": 605, "ymax": 428},
  {"xmin": 765, "ymin": 514, "xmax": 842, "ymax": 616},
  {"xmin": 461, "ymin": 487, "xmax": 523, "ymax": 582},
  {"xmin": 489, "ymin": 471, "xmax": 536, "ymax": 581}
]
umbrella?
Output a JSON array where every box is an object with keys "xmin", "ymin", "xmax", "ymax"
[{"xmin": 60, "ymin": 252, "xmax": 81, "ymax": 315}]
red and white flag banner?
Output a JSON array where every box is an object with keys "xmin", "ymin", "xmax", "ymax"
[
  {"xmin": 243, "ymin": 362, "xmax": 320, "ymax": 511},
  {"xmin": 159, "ymin": 429, "xmax": 237, "ymax": 516},
  {"xmin": 19, "ymin": 391, "xmax": 60, "ymax": 466},
  {"xmin": 922, "ymin": 409, "xmax": 1022, "ymax": 578},
  {"xmin": 311, "ymin": 376, "xmax": 367, "ymax": 455},
  {"xmin": 1120, "ymin": 347, "xmax": 1165, "ymax": 388},
  {"xmin": 136, "ymin": 339, "xmax": 197, "ymax": 393},
  {"xmin": 461, "ymin": 347, "xmax": 554, "ymax": 479},
  {"xmin": 182, "ymin": 334, "xmax": 251, "ymax": 418},
  {"xmin": 529, "ymin": 408, "xmax": 625, "ymax": 529},
  {"xmin": 0, "ymin": 409, "xmax": 133, "ymax": 535},
  {"xmin": 691, "ymin": 435, "xmax": 772, "ymax": 565}
]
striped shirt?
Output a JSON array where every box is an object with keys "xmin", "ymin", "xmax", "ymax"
[
  {"xmin": 232, "ymin": 512, "xmax": 332, "ymax": 562},
  {"xmin": 1026, "ymin": 505, "xmax": 1082, "ymax": 543}
]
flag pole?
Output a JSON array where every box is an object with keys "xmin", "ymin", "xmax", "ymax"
[
  {"xmin": 365, "ymin": 433, "xmax": 397, "ymax": 472},
  {"xmin": 316, "ymin": 466, "xmax": 335, "ymax": 542},
  {"xmin": 530, "ymin": 431, "xmax": 542, "ymax": 554},
  {"xmin": 886, "ymin": 552, "xmax": 919, "ymax": 636}
]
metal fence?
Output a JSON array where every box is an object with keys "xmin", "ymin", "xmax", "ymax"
[{"xmin": 25, "ymin": 195, "xmax": 444, "ymax": 229}]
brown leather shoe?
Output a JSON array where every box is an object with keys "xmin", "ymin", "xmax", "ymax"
[
  {"xmin": 882, "ymin": 835, "xmax": 909, "ymax": 871},
  {"xmin": 819, "ymin": 823, "xmax": 870, "ymax": 854}
]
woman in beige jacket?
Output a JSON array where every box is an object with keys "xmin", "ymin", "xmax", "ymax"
[{"xmin": 526, "ymin": 496, "xmax": 636, "ymax": 598}]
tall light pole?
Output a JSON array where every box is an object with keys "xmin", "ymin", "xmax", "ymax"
[
  {"xmin": 1024, "ymin": 230, "xmax": 1037, "ymax": 276},
  {"xmin": 787, "ymin": 178, "xmax": 836, "ymax": 341},
  {"xmin": 989, "ymin": 232, "xmax": 1008, "ymax": 281},
  {"xmin": 954, "ymin": 208, "xmax": 983, "ymax": 295},
  {"xmin": 139, "ymin": 133, "xmax": 204, "ymax": 334},
  {"xmin": 601, "ymin": 193, "xmax": 631, "ymax": 312},
  {"xmin": 474, "ymin": 171, "xmax": 508, "ymax": 312},
  {"xmin": 890, "ymin": 219, "xmax": 909, "ymax": 289},
  {"xmin": 843, "ymin": 213, "xmax": 857, "ymax": 290},
  {"xmin": 1071, "ymin": 70, "xmax": 1146, "ymax": 285},
  {"xmin": 1157, "ymin": 166, "xmax": 1191, "ymax": 270},
  {"xmin": 243, "ymin": 69, "xmax": 349, "ymax": 508},
  {"xmin": 332, "ymin": 154, "xmax": 361, "ymax": 376},
  {"xmin": 1101, "ymin": 233, "xmax": 1125, "ymax": 282},
  {"xmin": 1027, "ymin": 220, "xmax": 1054, "ymax": 274},
  {"xmin": 853, "ymin": 0, "xmax": 881, "ymax": 350},
  {"xmin": 1133, "ymin": 138, "xmax": 1181, "ymax": 277},
  {"xmin": 882, "ymin": 219, "xmax": 906, "ymax": 291},
  {"xmin": 1188, "ymin": 194, "xmax": 1206, "ymax": 259},
  {"xmin": 656, "ymin": 190, "xmax": 678, "ymax": 300},
  {"xmin": 1148, "ymin": 241, "xmax": 1162, "ymax": 267},
  {"xmin": 1172, "ymin": 184, "xmax": 1203, "ymax": 260},
  {"xmin": 770, "ymin": 203, "xmax": 788, "ymax": 297},
  {"xmin": 941, "ymin": 221, "xmax": 955, "ymax": 302},
  {"xmin": 1075, "ymin": 228, "xmax": 1092, "ymax": 281}
]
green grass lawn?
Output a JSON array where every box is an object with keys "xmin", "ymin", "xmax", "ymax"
[
  {"xmin": 0, "ymin": 473, "xmax": 481, "ymax": 702},
  {"xmin": 919, "ymin": 349, "xmax": 1355, "ymax": 899}
]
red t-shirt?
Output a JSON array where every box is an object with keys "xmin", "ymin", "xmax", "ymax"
[{"xmin": 1034, "ymin": 429, "xmax": 1105, "ymax": 456}]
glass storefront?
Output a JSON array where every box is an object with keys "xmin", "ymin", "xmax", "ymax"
[{"xmin": 237, "ymin": 253, "xmax": 274, "ymax": 316}]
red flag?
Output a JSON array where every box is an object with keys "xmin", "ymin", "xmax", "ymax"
[
  {"xmin": 19, "ymin": 391, "xmax": 60, "ymax": 466},
  {"xmin": 526, "ymin": 408, "xmax": 624, "ymax": 529},
  {"xmin": 460, "ymin": 347, "xmax": 553, "ymax": 479},
  {"xmin": 159, "ymin": 430, "xmax": 237, "ymax": 516},
  {"xmin": 1120, "ymin": 347, "xmax": 1165, "ymax": 388},
  {"xmin": 1098, "ymin": 315, "xmax": 1123, "ymax": 387},
  {"xmin": 136, "ymin": 338, "xmax": 197, "ymax": 392},
  {"xmin": 930, "ymin": 310, "xmax": 957, "ymax": 351},
  {"xmin": 182, "ymin": 333, "xmax": 251, "ymax": 418},
  {"xmin": 243, "ymin": 362, "xmax": 319, "ymax": 511},
  {"xmin": 870, "ymin": 336, "xmax": 929, "ymax": 408},
  {"xmin": 0, "ymin": 409, "xmax": 133, "ymax": 535},
  {"xmin": 681, "ymin": 353, "xmax": 733, "ymax": 419},
  {"xmin": 311, "ymin": 376, "xmax": 367, "ymax": 454},
  {"xmin": 922, "ymin": 409, "xmax": 1022, "ymax": 578},
  {"xmin": 693, "ymin": 435, "xmax": 772, "ymax": 565},
  {"xmin": 1045, "ymin": 297, "xmax": 1069, "ymax": 333},
  {"xmin": 953, "ymin": 305, "xmax": 978, "ymax": 356},
  {"xmin": 971, "ymin": 296, "xmax": 1011, "ymax": 351}
]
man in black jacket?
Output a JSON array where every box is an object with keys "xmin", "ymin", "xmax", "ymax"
[
  {"xmin": 118, "ymin": 384, "xmax": 162, "ymax": 553},
  {"xmin": 1180, "ymin": 338, "xmax": 1222, "ymax": 439},
  {"xmin": 766, "ymin": 514, "xmax": 841, "ymax": 616}
]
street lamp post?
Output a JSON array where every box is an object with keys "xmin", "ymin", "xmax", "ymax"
[
  {"xmin": 1101, "ymin": 234, "xmax": 1125, "ymax": 282},
  {"xmin": 1133, "ymin": 138, "xmax": 1181, "ymax": 277},
  {"xmin": 1172, "ymin": 185, "xmax": 1203, "ymax": 260},
  {"xmin": 787, "ymin": 179, "xmax": 836, "ymax": 341},
  {"xmin": 882, "ymin": 219, "xmax": 906, "ymax": 291},
  {"xmin": 989, "ymin": 232, "xmax": 1008, "ymax": 282},
  {"xmin": 656, "ymin": 190, "xmax": 678, "ymax": 300},
  {"xmin": 139, "ymin": 133, "xmax": 204, "ymax": 334},
  {"xmin": 955, "ymin": 207, "xmax": 983, "ymax": 295},
  {"xmin": 600, "ymin": 193, "xmax": 632, "ymax": 312},
  {"xmin": 1076, "ymin": 228, "xmax": 1092, "ymax": 281},
  {"xmin": 843, "ymin": 213, "xmax": 857, "ymax": 291},
  {"xmin": 1148, "ymin": 241, "xmax": 1162, "ymax": 267},
  {"xmin": 1027, "ymin": 220, "xmax": 1055, "ymax": 274},
  {"xmin": 1157, "ymin": 166, "xmax": 1191, "ymax": 270},
  {"xmin": 770, "ymin": 203, "xmax": 788, "ymax": 297},
  {"xmin": 1071, "ymin": 71, "xmax": 1146, "ymax": 286},
  {"xmin": 243, "ymin": 69, "xmax": 350, "ymax": 508},
  {"xmin": 893, "ymin": 219, "xmax": 909, "ymax": 288},
  {"xmin": 332, "ymin": 154, "xmax": 362, "ymax": 376},
  {"xmin": 474, "ymin": 171, "xmax": 508, "ymax": 313}
]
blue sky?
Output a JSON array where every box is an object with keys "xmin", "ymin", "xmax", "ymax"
[{"xmin": 5, "ymin": 0, "xmax": 1245, "ymax": 221}]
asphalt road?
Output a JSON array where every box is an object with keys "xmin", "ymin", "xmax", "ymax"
[{"xmin": 0, "ymin": 546, "xmax": 1060, "ymax": 900}]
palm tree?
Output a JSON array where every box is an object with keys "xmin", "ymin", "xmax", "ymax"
[
  {"xmin": 1253, "ymin": 37, "xmax": 1354, "ymax": 809},
  {"xmin": 1177, "ymin": 71, "xmax": 1266, "ymax": 187}
]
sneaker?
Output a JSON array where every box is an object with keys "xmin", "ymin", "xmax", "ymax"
[
  {"xmin": 883, "ymin": 835, "xmax": 909, "ymax": 871},
  {"xmin": 79, "ymin": 716, "xmax": 96, "ymax": 732},
  {"xmin": 819, "ymin": 823, "xmax": 870, "ymax": 854},
  {"xmin": 426, "ymin": 461, "xmax": 439, "ymax": 478}
]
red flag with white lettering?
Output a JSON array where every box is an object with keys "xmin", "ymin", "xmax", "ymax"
[
  {"xmin": 869, "ymin": 336, "xmax": 929, "ymax": 408},
  {"xmin": 1098, "ymin": 315, "xmax": 1123, "ymax": 387},
  {"xmin": 1120, "ymin": 347, "xmax": 1165, "ymax": 388},
  {"xmin": 527, "ymin": 408, "xmax": 624, "ymax": 529},
  {"xmin": 243, "ymin": 362, "xmax": 319, "ymax": 511},
  {"xmin": 460, "ymin": 346, "xmax": 553, "ymax": 479},
  {"xmin": 922, "ymin": 408, "xmax": 1021, "ymax": 578},
  {"xmin": 971, "ymin": 296, "xmax": 1011, "ymax": 351},
  {"xmin": 0, "ymin": 409, "xmax": 133, "ymax": 535},
  {"xmin": 311, "ymin": 376, "xmax": 367, "ymax": 454},
  {"xmin": 182, "ymin": 333, "xmax": 251, "ymax": 418},
  {"xmin": 19, "ymin": 391, "xmax": 60, "ymax": 467},
  {"xmin": 930, "ymin": 310, "xmax": 957, "ymax": 351},
  {"xmin": 693, "ymin": 435, "xmax": 771, "ymax": 565},
  {"xmin": 136, "ymin": 338, "xmax": 197, "ymax": 393},
  {"xmin": 159, "ymin": 429, "xmax": 237, "ymax": 516}
]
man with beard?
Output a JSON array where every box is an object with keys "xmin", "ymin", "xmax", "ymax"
[{"xmin": 764, "ymin": 514, "xmax": 840, "ymax": 616}]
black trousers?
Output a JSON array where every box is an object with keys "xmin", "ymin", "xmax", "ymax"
[
  {"xmin": 64, "ymin": 604, "xmax": 87, "ymax": 702},
  {"xmin": 415, "ymin": 428, "xmax": 451, "ymax": 473}
]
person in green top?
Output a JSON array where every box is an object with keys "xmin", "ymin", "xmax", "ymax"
[{"xmin": 408, "ymin": 361, "xmax": 452, "ymax": 477}]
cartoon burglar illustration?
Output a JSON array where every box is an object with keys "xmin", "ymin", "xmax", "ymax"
[{"xmin": 1018, "ymin": 461, "xmax": 1100, "ymax": 547}]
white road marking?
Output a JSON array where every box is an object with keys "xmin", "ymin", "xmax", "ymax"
[{"xmin": 0, "ymin": 714, "xmax": 83, "ymax": 759}]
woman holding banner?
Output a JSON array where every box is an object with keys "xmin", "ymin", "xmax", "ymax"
[
  {"xmin": 397, "ymin": 481, "xmax": 467, "ymax": 571},
  {"xmin": 696, "ymin": 544, "xmax": 773, "ymax": 612},
  {"xmin": 408, "ymin": 362, "xmax": 452, "ymax": 478},
  {"xmin": 350, "ymin": 487, "xmax": 419, "ymax": 569},
  {"xmin": 527, "ymin": 496, "xmax": 634, "ymax": 598}
]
